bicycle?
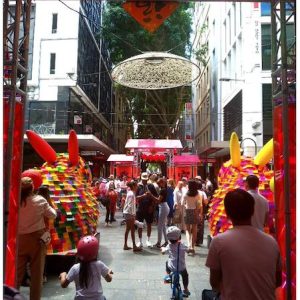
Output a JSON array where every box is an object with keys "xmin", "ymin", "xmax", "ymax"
[
  {"xmin": 163, "ymin": 242, "xmax": 188, "ymax": 300},
  {"xmin": 168, "ymin": 271, "xmax": 183, "ymax": 300}
]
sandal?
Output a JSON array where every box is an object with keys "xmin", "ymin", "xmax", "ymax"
[
  {"xmin": 123, "ymin": 246, "xmax": 132, "ymax": 250},
  {"xmin": 153, "ymin": 243, "xmax": 161, "ymax": 248},
  {"xmin": 183, "ymin": 290, "xmax": 191, "ymax": 297},
  {"xmin": 133, "ymin": 247, "xmax": 142, "ymax": 252}
]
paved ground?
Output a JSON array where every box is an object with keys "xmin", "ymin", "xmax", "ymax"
[{"xmin": 20, "ymin": 208, "xmax": 211, "ymax": 299}]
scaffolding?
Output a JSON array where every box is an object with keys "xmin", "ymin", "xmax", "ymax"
[
  {"xmin": 3, "ymin": 0, "xmax": 32, "ymax": 286},
  {"xmin": 271, "ymin": 2, "xmax": 296, "ymax": 299},
  {"xmin": 3, "ymin": 1, "xmax": 297, "ymax": 295}
]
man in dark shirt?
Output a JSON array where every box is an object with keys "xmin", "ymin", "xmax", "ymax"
[{"xmin": 136, "ymin": 172, "xmax": 158, "ymax": 248}]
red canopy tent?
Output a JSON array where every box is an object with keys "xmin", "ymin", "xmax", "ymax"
[
  {"xmin": 107, "ymin": 154, "xmax": 134, "ymax": 179},
  {"xmin": 125, "ymin": 139, "xmax": 183, "ymax": 178},
  {"xmin": 173, "ymin": 155, "xmax": 200, "ymax": 182}
]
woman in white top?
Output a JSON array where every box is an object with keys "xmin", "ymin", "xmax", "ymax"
[
  {"xmin": 123, "ymin": 180, "xmax": 142, "ymax": 252},
  {"xmin": 17, "ymin": 177, "xmax": 57, "ymax": 300},
  {"xmin": 173, "ymin": 181, "xmax": 186, "ymax": 231},
  {"xmin": 182, "ymin": 180, "xmax": 203, "ymax": 254}
]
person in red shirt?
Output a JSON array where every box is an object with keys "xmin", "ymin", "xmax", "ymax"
[
  {"xmin": 106, "ymin": 182, "xmax": 118, "ymax": 226},
  {"xmin": 92, "ymin": 181, "xmax": 101, "ymax": 199}
]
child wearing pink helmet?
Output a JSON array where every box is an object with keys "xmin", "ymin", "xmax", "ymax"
[{"xmin": 59, "ymin": 235, "xmax": 113, "ymax": 299}]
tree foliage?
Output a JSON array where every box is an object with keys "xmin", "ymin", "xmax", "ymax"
[{"xmin": 101, "ymin": 2, "xmax": 194, "ymax": 138}]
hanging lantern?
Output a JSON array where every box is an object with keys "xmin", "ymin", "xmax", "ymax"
[{"xmin": 112, "ymin": 52, "xmax": 200, "ymax": 90}]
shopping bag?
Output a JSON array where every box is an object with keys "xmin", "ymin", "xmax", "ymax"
[{"xmin": 173, "ymin": 209, "xmax": 181, "ymax": 224}]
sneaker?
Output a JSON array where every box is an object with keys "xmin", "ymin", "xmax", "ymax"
[
  {"xmin": 182, "ymin": 290, "xmax": 191, "ymax": 297},
  {"xmin": 163, "ymin": 275, "xmax": 171, "ymax": 284},
  {"xmin": 134, "ymin": 220, "xmax": 144, "ymax": 229},
  {"xmin": 146, "ymin": 240, "xmax": 152, "ymax": 248},
  {"xmin": 136, "ymin": 241, "xmax": 143, "ymax": 248}
]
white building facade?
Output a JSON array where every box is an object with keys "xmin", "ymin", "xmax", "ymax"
[
  {"xmin": 192, "ymin": 2, "xmax": 294, "ymax": 159},
  {"xmin": 23, "ymin": 0, "xmax": 117, "ymax": 176}
]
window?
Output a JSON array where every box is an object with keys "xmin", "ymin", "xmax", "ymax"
[
  {"xmin": 52, "ymin": 13, "xmax": 58, "ymax": 33},
  {"xmin": 261, "ymin": 24, "xmax": 271, "ymax": 70},
  {"xmin": 28, "ymin": 101, "xmax": 56, "ymax": 134},
  {"xmin": 228, "ymin": 11, "xmax": 231, "ymax": 46},
  {"xmin": 262, "ymin": 84, "xmax": 273, "ymax": 144},
  {"xmin": 233, "ymin": 3, "xmax": 236, "ymax": 36},
  {"xmin": 261, "ymin": 3, "xmax": 271, "ymax": 16},
  {"xmin": 50, "ymin": 53, "xmax": 56, "ymax": 74},
  {"xmin": 223, "ymin": 91, "xmax": 243, "ymax": 140},
  {"xmin": 261, "ymin": 3, "xmax": 294, "ymax": 17}
]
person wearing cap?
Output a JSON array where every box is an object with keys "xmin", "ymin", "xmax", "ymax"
[
  {"xmin": 59, "ymin": 235, "xmax": 113, "ymax": 300},
  {"xmin": 161, "ymin": 226, "xmax": 190, "ymax": 297},
  {"xmin": 135, "ymin": 172, "xmax": 158, "ymax": 248},
  {"xmin": 17, "ymin": 177, "xmax": 57, "ymax": 300},
  {"xmin": 244, "ymin": 174, "xmax": 269, "ymax": 231},
  {"xmin": 105, "ymin": 174, "xmax": 116, "ymax": 191}
]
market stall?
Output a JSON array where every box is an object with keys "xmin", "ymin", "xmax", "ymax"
[{"xmin": 107, "ymin": 154, "xmax": 134, "ymax": 179}]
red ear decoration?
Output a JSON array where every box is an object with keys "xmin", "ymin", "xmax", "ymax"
[
  {"xmin": 68, "ymin": 130, "xmax": 79, "ymax": 165},
  {"xmin": 26, "ymin": 130, "xmax": 57, "ymax": 163}
]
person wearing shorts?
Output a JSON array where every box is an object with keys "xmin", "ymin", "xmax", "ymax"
[
  {"xmin": 182, "ymin": 180, "xmax": 203, "ymax": 254},
  {"xmin": 136, "ymin": 172, "xmax": 158, "ymax": 248},
  {"xmin": 123, "ymin": 181, "xmax": 142, "ymax": 252}
]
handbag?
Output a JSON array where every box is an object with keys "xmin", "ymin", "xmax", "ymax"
[
  {"xmin": 202, "ymin": 289, "xmax": 220, "ymax": 300},
  {"xmin": 40, "ymin": 231, "xmax": 51, "ymax": 245},
  {"xmin": 173, "ymin": 208, "xmax": 181, "ymax": 224}
]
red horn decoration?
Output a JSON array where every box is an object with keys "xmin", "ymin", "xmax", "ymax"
[
  {"xmin": 26, "ymin": 130, "xmax": 57, "ymax": 163},
  {"xmin": 68, "ymin": 130, "xmax": 79, "ymax": 165}
]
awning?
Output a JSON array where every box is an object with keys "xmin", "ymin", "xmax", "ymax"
[
  {"xmin": 125, "ymin": 139, "xmax": 182, "ymax": 151},
  {"xmin": 198, "ymin": 140, "xmax": 230, "ymax": 158},
  {"xmin": 173, "ymin": 155, "xmax": 200, "ymax": 165},
  {"xmin": 107, "ymin": 154, "xmax": 134, "ymax": 162},
  {"xmin": 24, "ymin": 134, "xmax": 115, "ymax": 156}
]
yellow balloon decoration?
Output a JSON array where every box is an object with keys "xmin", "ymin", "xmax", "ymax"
[
  {"xmin": 208, "ymin": 132, "xmax": 274, "ymax": 237},
  {"xmin": 254, "ymin": 138, "xmax": 273, "ymax": 167},
  {"xmin": 270, "ymin": 177, "xmax": 274, "ymax": 193},
  {"xmin": 230, "ymin": 132, "xmax": 241, "ymax": 168}
]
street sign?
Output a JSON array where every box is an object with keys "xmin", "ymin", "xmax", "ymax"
[{"xmin": 122, "ymin": 1, "xmax": 179, "ymax": 33}]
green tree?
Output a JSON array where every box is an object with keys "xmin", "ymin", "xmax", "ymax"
[{"xmin": 101, "ymin": 2, "xmax": 194, "ymax": 138}]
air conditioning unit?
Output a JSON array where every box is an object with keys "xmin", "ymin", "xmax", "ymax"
[{"xmin": 252, "ymin": 121, "xmax": 261, "ymax": 129}]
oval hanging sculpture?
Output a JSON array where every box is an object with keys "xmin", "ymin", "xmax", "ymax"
[{"xmin": 111, "ymin": 52, "xmax": 200, "ymax": 90}]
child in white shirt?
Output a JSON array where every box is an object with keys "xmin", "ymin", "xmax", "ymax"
[{"xmin": 161, "ymin": 226, "xmax": 191, "ymax": 297}]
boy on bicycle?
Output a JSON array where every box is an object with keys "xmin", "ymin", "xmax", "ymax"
[{"xmin": 161, "ymin": 226, "xmax": 191, "ymax": 297}]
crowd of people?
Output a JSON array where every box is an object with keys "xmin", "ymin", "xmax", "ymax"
[
  {"xmin": 91, "ymin": 172, "xmax": 215, "ymax": 254},
  {"xmin": 17, "ymin": 171, "xmax": 282, "ymax": 300}
]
